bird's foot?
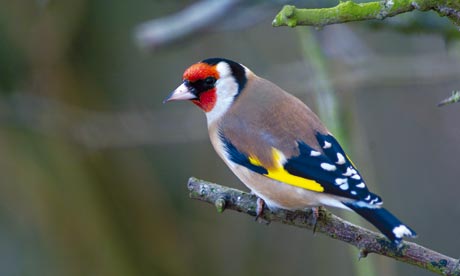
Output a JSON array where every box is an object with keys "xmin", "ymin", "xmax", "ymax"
[
  {"xmin": 255, "ymin": 197, "xmax": 265, "ymax": 221},
  {"xmin": 309, "ymin": 206, "xmax": 322, "ymax": 234}
]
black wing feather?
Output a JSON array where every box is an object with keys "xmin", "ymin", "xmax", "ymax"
[
  {"xmin": 285, "ymin": 133, "xmax": 382, "ymax": 204},
  {"xmin": 221, "ymin": 130, "xmax": 381, "ymax": 205}
]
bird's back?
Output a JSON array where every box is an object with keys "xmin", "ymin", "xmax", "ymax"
[{"xmin": 217, "ymin": 73, "xmax": 328, "ymax": 167}]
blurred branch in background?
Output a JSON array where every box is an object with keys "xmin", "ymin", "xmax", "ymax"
[
  {"xmin": 188, "ymin": 177, "xmax": 460, "ymax": 276},
  {"xmin": 272, "ymin": 1, "xmax": 460, "ymax": 28},
  {"xmin": 135, "ymin": 0, "xmax": 242, "ymax": 50},
  {"xmin": 438, "ymin": 90, "xmax": 460, "ymax": 107},
  {"xmin": 135, "ymin": 0, "xmax": 308, "ymax": 50}
]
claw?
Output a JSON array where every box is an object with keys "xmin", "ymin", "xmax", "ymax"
[{"xmin": 358, "ymin": 248, "xmax": 368, "ymax": 260}]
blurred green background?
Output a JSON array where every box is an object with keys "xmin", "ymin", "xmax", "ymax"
[{"xmin": 1, "ymin": 1, "xmax": 460, "ymax": 275}]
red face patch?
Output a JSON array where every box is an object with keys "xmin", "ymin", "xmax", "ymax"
[
  {"xmin": 183, "ymin": 62, "xmax": 219, "ymax": 82},
  {"xmin": 183, "ymin": 62, "xmax": 219, "ymax": 112},
  {"xmin": 191, "ymin": 88, "xmax": 217, "ymax": 112}
]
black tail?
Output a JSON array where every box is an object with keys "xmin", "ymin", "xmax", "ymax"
[{"xmin": 344, "ymin": 202, "xmax": 417, "ymax": 244}]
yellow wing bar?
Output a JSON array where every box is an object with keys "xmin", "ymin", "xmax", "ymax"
[{"xmin": 249, "ymin": 148, "xmax": 325, "ymax": 192}]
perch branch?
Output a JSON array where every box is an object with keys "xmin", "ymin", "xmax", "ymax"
[
  {"xmin": 188, "ymin": 177, "xmax": 460, "ymax": 276},
  {"xmin": 272, "ymin": 1, "xmax": 460, "ymax": 28}
]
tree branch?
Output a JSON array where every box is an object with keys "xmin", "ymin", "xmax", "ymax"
[
  {"xmin": 188, "ymin": 177, "xmax": 460, "ymax": 276},
  {"xmin": 272, "ymin": 1, "xmax": 460, "ymax": 28}
]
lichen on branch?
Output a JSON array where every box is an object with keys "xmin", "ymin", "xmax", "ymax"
[
  {"xmin": 188, "ymin": 177, "xmax": 460, "ymax": 276},
  {"xmin": 272, "ymin": 1, "xmax": 460, "ymax": 28}
]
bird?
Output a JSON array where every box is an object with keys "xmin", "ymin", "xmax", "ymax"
[{"xmin": 164, "ymin": 57, "xmax": 416, "ymax": 244}]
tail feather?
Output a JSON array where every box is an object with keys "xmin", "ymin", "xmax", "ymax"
[{"xmin": 344, "ymin": 202, "xmax": 416, "ymax": 244}]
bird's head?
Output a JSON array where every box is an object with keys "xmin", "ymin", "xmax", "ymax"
[{"xmin": 164, "ymin": 58, "xmax": 248, "ymax": 123}]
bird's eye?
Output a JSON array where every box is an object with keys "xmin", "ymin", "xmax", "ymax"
[{"xmin": 204, "ymin": 77, "xmax": 216, "ymax": 85}]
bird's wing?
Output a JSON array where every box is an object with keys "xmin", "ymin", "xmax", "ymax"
[
  {"xmin": 219, "ymin": 131, "xmax": 382, "ymax": 205},
  {"xmin": 217, "ymin": 74, "xmax": 381, "ymax": 205}
]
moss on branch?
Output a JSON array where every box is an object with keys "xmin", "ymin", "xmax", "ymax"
[
  {"xmin": 272, "ymin": 1, "xmax": 460, "ymax": 28},
  {"xmin": 188, "ymin": 177, "xmax": 460, "ymax": 275}
]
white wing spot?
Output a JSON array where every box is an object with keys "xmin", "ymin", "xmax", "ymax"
[
  {"xmin": 393, "ymin": 225, "xmax": 413, "ymax": 238},
  {"xmin": 356, "ymin": 182, "xmax": 366, "ymax": 188},
  {"xmin": 343, "ymin": 167, "xmax": 354, "ymax": 176},
  {"xmin": 351, "ymin": 191, "xmax": 357, "ymax": 195},
  {"xmin": 340, "ymin": 183, "xmax": 349, "ymax": 190},
  {"xmin": 310, "ymin": 150, "xmax": 321, "ymax": 157},
  {"xmin": 351, "ymin": 174, "xmax": 361, "ymax": 180},
  {"xmin": 355, "ymin": 201, "xmax": 379, "ymax": 209},
  {"xmin": 323, "ymin": 141, "xmax": 332, "ymax": 149},
  {"xmin": 365, "ymin": 195, "xmax": 371, "ymax": 200},
  {"xmin": 336, "ymin": 153, "xmax": 346, "ymax": 165},
  {"xmin": 335, "ymin": 178, "xmax": 348, "ymax": 185},
  {"xmin": 320, "ymin": 163, "xmax": 336, "ymax": 171}
]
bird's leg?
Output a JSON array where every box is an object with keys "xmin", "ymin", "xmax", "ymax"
[
  {"xmin": 310, "ymin": 206, "xmax": 321, "ymax": 234},
  {"xmin": 255, "ymin": 197, "xmax": 265, "ymax": 221}
]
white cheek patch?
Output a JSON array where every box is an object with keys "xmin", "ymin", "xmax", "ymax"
[
  {"xmin": 205, "ymin": 62, "xmax": 240, "ymax": 124},
  {"xmin": 216, "ymin": 62, "xmax": 232, "ymax": 77}
]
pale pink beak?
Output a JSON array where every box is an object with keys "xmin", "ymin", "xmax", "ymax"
[{"xmin": 163, "ymin": 82, "xmax": 197, "ymax": 103}]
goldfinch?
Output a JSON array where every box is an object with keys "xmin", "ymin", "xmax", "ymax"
[{"xmin": 164, "ymin": 58, "xmax": 416, "ymax": 244}]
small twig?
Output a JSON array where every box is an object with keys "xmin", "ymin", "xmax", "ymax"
[
  {"xmin": 438, "ymin": 90, "xmax": 460, "ymax": 107},
  {"xmin": 272, "ymin": 1, "xmax": 460, "ymax": 28},
  {"xmin": 188, "ymin": 177, "xmax": 460, "ymax": 276}
]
